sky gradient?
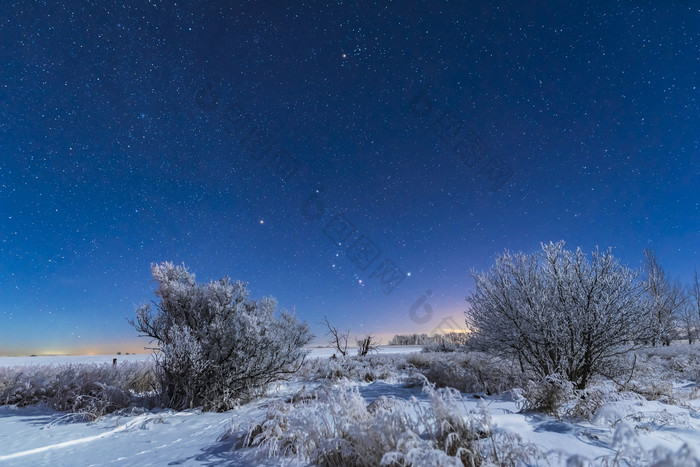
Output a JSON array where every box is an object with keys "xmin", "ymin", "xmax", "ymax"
[{"xmin": 1, "ymin": 1, "xmax": 698, "ymax": 356}]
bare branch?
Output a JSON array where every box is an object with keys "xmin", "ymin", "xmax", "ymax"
[
  {"xmin": 356, "ymin": 334, "xmax": 381, "ymax": 356},
  {"xmin": 323, "ymin": 315, "xmax": 349, "ymax": 357}
]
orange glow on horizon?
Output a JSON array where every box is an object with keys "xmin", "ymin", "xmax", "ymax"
[{"xmin": 0, "ymin": 340, "xmax": 151, "ymax": 357}]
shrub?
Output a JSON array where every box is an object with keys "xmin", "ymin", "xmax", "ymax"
[
  {"xmin": 606, "ymin": 344, "xmax": 700, "ymax": 404},
  {"xmin": 407, "ymin": 352, "xmax": 526, "ymax": 395},
  {"xmin": 0, "ymin": 361, "xmax": 156, "ymax": 419},
  {"xmin": 233, "ymin": 380, "xmax": 543, "ymax": 466},
  {"xmin": 297, "ymin": 354, "xmax": 406, "ymax": 383},
  {"xmin": 130, "ymin": 262, "xmax": 313, "ymax": 411},
  {"xmin": 518, "ymin": 374, "xmax": 575, "ymax": 417}
]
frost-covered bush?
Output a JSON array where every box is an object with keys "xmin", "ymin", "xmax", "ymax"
[
  {"xmin": 517, "ymin": 374, "xmax": 575, "ymax": 417},
  {"xmin": 562, "ymin": 387, "xmax": 608, "ymax": 421},
  {"xmin": 130, "ymin": 262, "xmax": 313, "ymax": 411},
  {"xmin": 0, "ymin": 361, "xmax": 156, "ymax": 419},
  {"xmin": 607, "ymin": 344, "xmax": 700, "ymax": 403},
  {"xmin": 407, "ymin": 352, "xmax": 526, "ymax": 395},
  {"xmin": 467, "ymin": 241, "xmax": 650, "ymax": 389},
  {"xmin": 299, "ymin": 351, "xmax": 525, "ymax": 396},
  {"xmin": 232, "ymin": 380, "xmax": 543, "ymax": 466},
  {"xmin": 297, "ymin": 354, "xmax": 407, "ymax": 383},
  {"xmin": 629, "ymin": 381, "xmax": 677, "ymax": 404},
  {"xmin": 630, "ymin": 344, "xmax": 700, "ymax": 384}
]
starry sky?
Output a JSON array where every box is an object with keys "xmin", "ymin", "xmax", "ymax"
[{"xmin": 1, "ymin": 1, "xmax": 698, "ymax": 356}]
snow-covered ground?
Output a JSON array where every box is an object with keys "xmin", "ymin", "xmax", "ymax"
[
  {"xmin": 0, "ymin": 353, "xmax": 151, "ymax": 367},
  {"xmin": 1, "ymin": 345, "xmax": 700, "ymax": 466},
  {"xmin": 0, "ymin": 405, "xmax": 245, "ymax": 466},
  {"xmin": 0, "ymin": 345, "xmax": 422, "ymax": 367}
]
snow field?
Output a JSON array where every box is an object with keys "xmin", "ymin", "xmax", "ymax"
[{"xmin": 1, "ymin": 345, "xmax": 700, "ymax": 465}]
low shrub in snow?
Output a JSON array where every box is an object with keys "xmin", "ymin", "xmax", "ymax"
[
  {"xmin": 642, "ymin": 344, "xmax": 700, "ymax": 381},
  {"xmin": 231, "ymin": 379, "xmax": 543, "ymax": 466},
  {"xmin": 517, "ymin": 374, "xmax": 575, "ymax": 417},
  {"xmin": 407, "ymin": 352, "xmax": 526, "ymax": 396},
  {"xmin": 297, "ymin": 354, "xmax": 408, "ymax": 383},
  {"xmin": 0, "ymin": 361, "xmax": 156, "ymax": 419},
  {"xmin": 608, "ymin": 344, "xmax": 700, "ymax": 404},
  {"xmin": 511, "ymin": 375, "xmax": 632, "ymax": 421}
]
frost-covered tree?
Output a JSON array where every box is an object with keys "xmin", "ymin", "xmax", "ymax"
[
  {"xmin": 466, "ymin": 241, "xmax": 650, "ymax": 389},
  {"xmin": 680, "ymin": 269, "xmax": 700, "ymax": 344},
  {"xmin": 642, "ymin": 249, "xmax": 685, "ymax": 346},
  {"xmin": 130, "ymin": 262, "xmax": 312, "ymax": 411},
  {"xmin": 691, "ymin": 269, "xmax": 700, "ymax": 323},
  {"xmin": 678, "ymin": 300, "xmax": 697, "ymax": 345}
]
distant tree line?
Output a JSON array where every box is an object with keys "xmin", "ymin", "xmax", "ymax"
[{"xmin": 388, "ymin": 332, "xmax": 469, "ymax": 346}]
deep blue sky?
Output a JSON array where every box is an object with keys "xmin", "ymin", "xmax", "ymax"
[{"xmin": 1, "ymin": 1, "xmax": 698, "ymax": 355}]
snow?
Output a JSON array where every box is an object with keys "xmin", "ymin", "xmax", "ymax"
[
  {"xmin": 0, "ymin": 354, "xmax": 151, "ymax": 367},
  {"xmin": 2, "ymin": 346, "xmax": 699, "ymax": 465},
  {"xmin": 0, "ymin": 405, "xmax": 257, "ymax": 466},
  {"xmin": 0, "ymin": 345, "xmax": 423, "ymax": 367}
]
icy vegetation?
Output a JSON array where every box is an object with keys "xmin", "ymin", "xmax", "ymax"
[
  {"xmin": 1, "ymin": 344, "xmax": 700, "ymax": 465},
  {"xmin": 3, "ymin": 247, "xmax": 700, "ymax": 464},
  {"xmin": 467, "ymin": 241, "xmax": 652, "ymax": 390},
  {"xmin": 233, "ymin": 379, "xmax": 543, "ymax": 467},
  {"xmin": 0, "ymin": 361, "xmax": 156, "ymax": 420},
  {"xmin": 129, "ymin": 262, "xmax": 313, "ymax": 411}
]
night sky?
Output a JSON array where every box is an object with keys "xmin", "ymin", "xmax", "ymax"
[{"xmin": 1, "ymin": 1, "xmax": 698, "ymax": 356}]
